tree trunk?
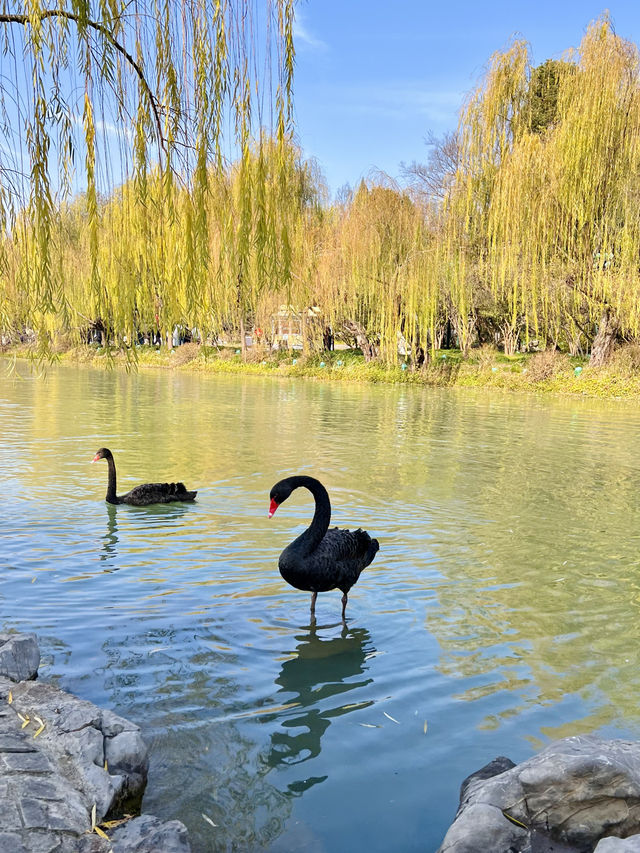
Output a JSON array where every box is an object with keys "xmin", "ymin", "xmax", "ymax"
[
  {"xmin": 301, "ymin": 309, "xmax": 309, "ymax": 355},
  {"xmin": 589, "ymin": 307, "xmax": 618, "ymax": 367},
  {"xmin": 239, "ymin": 315, "xmax": 247, "ymax": 361},
  {"xmin": 452, "ymin": 312, "xmax": 476, "ymax": 357},
  {"xmin": 342, "ymin": 319, "xmax": 378, "ymax": 362}
]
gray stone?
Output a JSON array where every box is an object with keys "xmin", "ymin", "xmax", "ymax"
[
  {"xmin": 0, "ymin": 832, "xmax": 28, "ymax": 853},
  {"xmin": 1, "ymin": 749, "xmax": 56, "ymax": 773},
  {"xmin": 1, "ymin": 799, "xmax": 26, "ymax": 830},
  {"xmin": 438, "ymin": 736, "xmax": 640, "ymax": 853},
  {"xmin": 8, "ymin": 679, "xmax": 148, "ymax": 821},
  {"xmin": 438, "ymin": 801, "xmax": 527, "ymax": 853},
  {"xmin": 0, "ymin": 633, "xmax": 40, "ymax": 681},
  {"xmin": 105, "ymin": 730, "xmax": 148, "ymax": 786},
  {"xmin": 0, "ymin": 634, "xmax": 188, "ymax": 852},
  {"xmin": 101, "ymin": 709, "xmax": 138, "ymax": 738},
  {"xmin": 110, "ymin": 815, "xmax": 192, "ymax": 852},
  {"xmin": 20, "ymin": 797, "xmax": 86, "ymax": 833},
  {"xmin": 595, "ymin": 838, "xmax": 640, "ymax": 852},
  {"xmin": 459, "ymin": 755, "xmax": 516, "ymax": 805}
]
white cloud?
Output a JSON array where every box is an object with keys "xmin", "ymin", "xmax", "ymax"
[{"xmin": 293, "ymin": 12, "xmax": 328, "ymax": 51}]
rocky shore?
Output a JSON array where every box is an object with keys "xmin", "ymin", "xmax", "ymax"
[
  {"xmin": 0, "ymin": 632, "xmax": 191, "ymax": 852},
  {"xmin": 438, "ymin": 737, "xmax": 640, "ymax": 852}
]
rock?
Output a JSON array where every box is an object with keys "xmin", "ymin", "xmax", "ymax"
[
  {"xmin": 438, "ymin": 801, "xmax": 527, "ymax": 852},
  {"xmin": 0, "ymin": 700, "xmax": 98, "ymax": 852},
  {"xmin": 110, "ymin": 815, "xmax": 191, "ymax": 852},
  {"xmin": 0, "ymin": 633, "xmax": 40, "ymax": 681},
  {"xmin": 595, "ymin": 839, "xmax": 640, "ymax": 852},
  {"xmin": 594, "ymin": 835, "xmax": 640, "ymax": 853},
  {"xmin": 7, "ymin": 679, "xmax": 148, "ymax": 821},
  {"xmin": 438, "ymin": 736, "xmax": 640, "ymax": 853},
  {"xmin": 0, "ymin": 633, "xmax": 191, "ymax": 852},
  {"xmin": 458, "ymin": 755, "xmax": 516, "ymax": 805}
]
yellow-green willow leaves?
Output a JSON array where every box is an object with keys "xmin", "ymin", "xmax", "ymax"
[
  {"xmin": 444, "ymin": 16, "xmax": 640, "ymax": 360},
  {"xmin": 0, "ymin": 0, "xmax": 295, "ymax": 357},
  {"xmin": 3, "ymin": 13, "xmax": 640, "ymax": 367}
]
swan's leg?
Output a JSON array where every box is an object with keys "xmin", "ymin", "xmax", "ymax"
[
  {"xmin": 310, "ymin": 591, "xmax": 317, "ymax": 615},
  {"xmin": 341, "ymin": 592, "xmax": 348, "ymax": 620}
]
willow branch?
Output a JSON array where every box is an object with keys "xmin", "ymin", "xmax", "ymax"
[{"xmin": 0, "ymin": 9, "xmax": 166, "ymax": 153}]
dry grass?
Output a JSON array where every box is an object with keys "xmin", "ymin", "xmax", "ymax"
[
  {"xmin": 607, "ymin": 344, "xmax": 640, "ymax": 375},
  {"xmin": 171, "ymin": 342, "xmax": 200, "ymax": 366},
  {"xmin": 474, "ymin": 344, "xmax": 498, "ymax": 368},
  {"xmin": 526, "ymin": 349, "xmax": 570, "ymax": 382}
]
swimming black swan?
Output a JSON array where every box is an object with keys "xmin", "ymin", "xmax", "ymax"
[
  {"xmin": 92, "ymin": 447, "xmax": 197, "ymax": 506},
  {"xmin": 268, "ymin": 475, "xmax": 379, "ymax": 619}
]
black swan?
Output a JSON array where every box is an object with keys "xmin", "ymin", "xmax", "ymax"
[
  {"xmin": 92, "ymin": 447, "xmax": 197, "ymax": 506},
  {"xmin": 268, "ymin": 475, "xmax": 379, "ymax": 618}
]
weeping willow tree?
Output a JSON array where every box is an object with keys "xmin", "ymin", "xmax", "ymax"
[
  {"xmin": 444, "ymin": 16, "xmax": 640, "ymax": 363},
  {"xmin": 0, "ymin": 0, "xmax": 295, "ymax": 357},
  {"xmin": 313, "ymin": 179, "xmax": 440, "ymax": 364}
]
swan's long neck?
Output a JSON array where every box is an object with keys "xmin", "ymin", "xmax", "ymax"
[
  {"xmin": 105, "ymin": 455, "xmax": 118, "ymax": 504},
  {"xmin": 289, "ymin": 476, "xmax": 331, "ymax": 553}
]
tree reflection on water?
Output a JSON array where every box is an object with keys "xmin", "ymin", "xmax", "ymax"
[{"xmin": 264, "ymin": 621, "xmax": 374, "ymax": 794}]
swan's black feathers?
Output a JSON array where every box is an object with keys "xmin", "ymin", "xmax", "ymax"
[
  {"xmin": 94, "ymin": 447, "xmax": 197, "ymax": 506},
  {"xmin": 271, "ymin": 475, "xmax": 380, "ymax": 614},
  {"xmin": 120, "ymin": 481, "xmax": 197, "ymax": 506},
  {"xmin": 279, "ymin": 525, "xmax": 379, "ymax": 593}
]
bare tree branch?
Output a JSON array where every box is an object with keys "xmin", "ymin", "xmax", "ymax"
[{"xmin": 0, "ymin": 9, "xmax": 166, "ymax": 152}]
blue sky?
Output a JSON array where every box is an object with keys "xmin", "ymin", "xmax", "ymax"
[{"xmin": 292, "ymin": 1, "xmax": 640, "ymax": 196}]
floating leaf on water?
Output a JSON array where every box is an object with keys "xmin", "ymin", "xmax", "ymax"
[
  {"xmin": 383, "ymin": 711, "xmax": 400, "ymax": 724},
  {"xmin": 31, "ymin": 577, "xmax": 36, "ymax": 583},
  {"xmin": 149, "ymin": 647, "xmax": 171, "ymax": 655},
  {"xmin": 359, "ymin": 723, "xmax": 380, "ymax": 728},
  {"xmin": 202, "ymin": 813, "xmax": 218, "ymax": 828},
  {"xmin": 364, "ymin": 651, "xmax": 384, "ymax": 660},
  {"xmin": 423, "ymin": 720, "xmax": 428, "ymax": 734}
]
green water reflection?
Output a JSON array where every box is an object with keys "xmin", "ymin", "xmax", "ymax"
[{"xmin": 3, "ymin": 363, "xmax": 640, "ymax": 851}]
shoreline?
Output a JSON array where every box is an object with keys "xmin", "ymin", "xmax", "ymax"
[{"xmin": 3, "ymin": 343, "xmax": 640, "ymax": 402}]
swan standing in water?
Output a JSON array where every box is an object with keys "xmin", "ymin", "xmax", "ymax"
[
  {"xmin": 92, "ymin": 448, "xmax": 197, "ymax": 506},
  {"xmin": 268, "ymin": 475, "xmax": 379, "ymax": 619}
]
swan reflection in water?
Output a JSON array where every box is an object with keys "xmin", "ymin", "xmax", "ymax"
[
  {"xmin": 264, "ymin": 621, "xmax": 374, "ymax": 794},
  {"xmin": 100, "ymin": 503, "xmax": 119, "ymax": 562},
  {"xmin": 99, "ymin": 501, "xmax": 193, "ymax": 565}
]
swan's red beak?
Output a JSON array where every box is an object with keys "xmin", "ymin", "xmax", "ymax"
[
  {"xmin": 91, "ymin": 453, "xmax": 100, "ymax": 463},
  {"xmin": 268, "ymin": 498, "xmax": 279, "ymax": 519}
]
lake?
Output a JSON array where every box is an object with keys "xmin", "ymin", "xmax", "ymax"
[{"xmin": 3, "ymin": 361, "xmax": 640, "ymax": 852}]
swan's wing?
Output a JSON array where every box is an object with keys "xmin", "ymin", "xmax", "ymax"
[
  {"xmin": 317, "ymin": 527, "xmax": 373, "ymax": 561},
  {"xmin": 313, "ymin": 527, "xmax": 379, "ymax": 589},
  {"xmin": 122, "ymin": 482, "xmax": 197, "ymax": 505}
]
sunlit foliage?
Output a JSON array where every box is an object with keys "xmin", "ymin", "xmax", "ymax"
[
  {"xmin": 0, "ymin": 0, "xmax": 295, "ymax": 357},
  {"xmin": 2, "ymin": 13, "xmax": 640, "ymax": 368}
]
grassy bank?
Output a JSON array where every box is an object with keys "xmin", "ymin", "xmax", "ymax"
[{"xmin": 4, "ymin": 342, "xmax": 640, "ymax": 400}]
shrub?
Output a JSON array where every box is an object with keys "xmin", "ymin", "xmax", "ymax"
[
  {"xmin": 526, "ymin": 349, "xmax": 569, "ymax": 382},
  {"xmin": 172, "ymin": 342, "xmax": 200, "ymax": 366}
]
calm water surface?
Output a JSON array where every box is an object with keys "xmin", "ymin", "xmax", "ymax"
[{"xmin": 3, "ymin": 363, "xmax": 640, "ymax": 852}]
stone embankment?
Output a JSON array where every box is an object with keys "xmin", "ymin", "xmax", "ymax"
[
  {"xmin": 0, "ymin": 632, "xmax": 191, "ymax": 852},
  {"xmin": 438, "ymin": 736, "xmax": 640, "ymax": 853}
]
